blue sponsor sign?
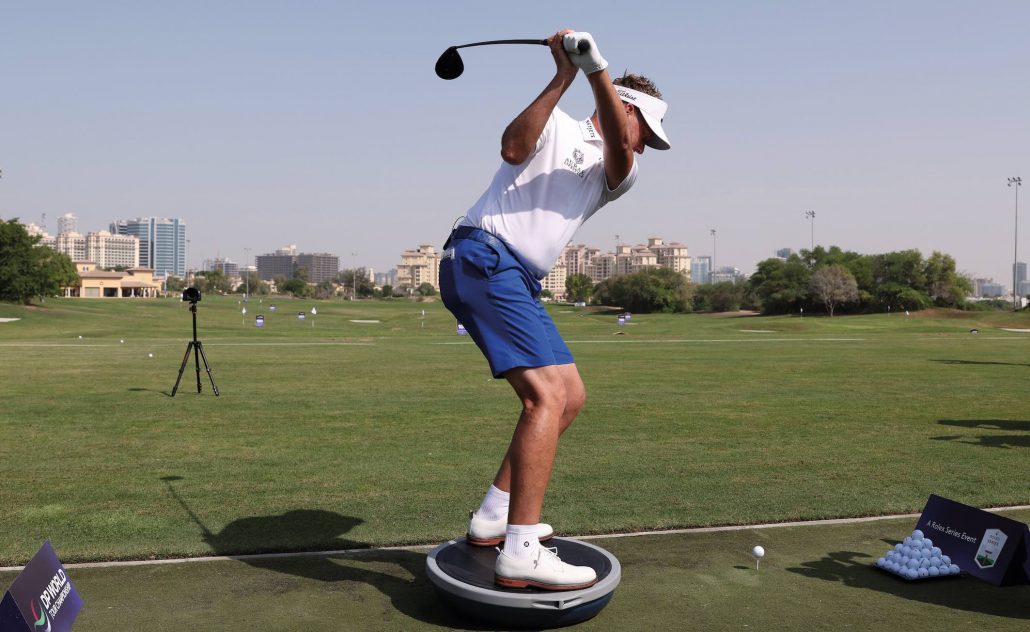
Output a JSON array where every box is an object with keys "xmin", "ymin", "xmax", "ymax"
[
  {"xmin": 0, "ymin": 541, "xmax": 83, "ymax": 632},
  {"xmin": 915, "ymin": 494, "xmax": 1029, "ymax": 586}
]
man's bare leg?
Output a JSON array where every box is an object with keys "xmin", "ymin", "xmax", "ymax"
[{"xmin": 494, "ymin": 363, "xmax": 586, "ymax": 524}]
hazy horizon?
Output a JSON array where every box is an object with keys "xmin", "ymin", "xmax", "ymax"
[{"xmin": 2, "ymin": 1, "xmax": 1028, "ymax": 287}]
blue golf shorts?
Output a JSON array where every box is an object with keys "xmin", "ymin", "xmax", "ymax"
[{"xmin": 440, "ymin": 226, "xmax": 574, "ymax": 378}]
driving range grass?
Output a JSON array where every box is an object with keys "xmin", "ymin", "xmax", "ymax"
[
  {"xmin": 2, "ymin": 511, "xmax": 1027, "ymax": 630},
  {"xmin": 0, "ymin": 297, "xmax": 1028, "ymax": 569}
]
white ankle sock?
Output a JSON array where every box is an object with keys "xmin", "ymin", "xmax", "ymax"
[
  {"xmin": 477, "ymin": 484, "xmax": 510, "ymax": 521},
  {"xmin": 503, "ymin": 523, "xmax": 539, "ymax": 559}
]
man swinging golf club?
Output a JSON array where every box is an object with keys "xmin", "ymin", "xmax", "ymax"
[{"xmin": 440, "ymin": 28, "xmax": 671, "ymax": 590}]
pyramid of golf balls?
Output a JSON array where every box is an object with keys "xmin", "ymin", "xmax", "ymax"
[{"xmin": 875, "ymin": 529, "xmax": 960, "ymax": 580}]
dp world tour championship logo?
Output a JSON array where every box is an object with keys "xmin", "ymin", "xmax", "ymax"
[
  {"xmin": 2, "ymin": 541, "xmax": 83, "ymax": 632},
  {"xmin": 30, "ymin": 598, "xmax": 52, "ymax": 632}
]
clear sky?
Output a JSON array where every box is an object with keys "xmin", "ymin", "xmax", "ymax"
[{"xmin": 2, "ymin": 1, "xmax": 1029, "ymax": 286}]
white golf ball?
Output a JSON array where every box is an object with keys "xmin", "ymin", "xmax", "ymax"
[
  {"xmin": 941, "ymin": 555, "xmax": 951, "ymax": 565},
  {"xmin": 78, "ymin": 335, "xmax": 83, "ymax": 339},
  {"xmin": 949, "ymin": 564, "xmax": 960, "ymax": 574},
  {"xmin": 877, "ymin": 557, "xmax": 886, "ymax": 567},
  {"xmin": 912, "ymin": 529, "xmax": 924, "ymax": 539},
  {"xmin": 910, "ymin": 537, "xmax": 923, "ymax": 548},
  {"xmin": 928, "ymin": 566, "xmax": 940, "ymax": 577},
  {"xmin": 751, "ymin": 545, "xmax": 765, "ymax": 558},
  {"xmin": 120, "ymin": 339, "xmax": 125, "ymax": 343},
  {"xmin": 918, "ymin": 567, "xmax": 929, "ymax": 578},
  {"xmin": 894, "ymin": 543, "xmax": 904, "ymax": 552},
  {"xmin": 930, "ymin": 546, "xmax": 941, "ymax": 557},
  {"xmin": 930, "ymin": 556, "xmax": 941, "ymax": 566},
  {"xmin": 923, "ymin": 538, "xmax": 933, "ymax": 549},
  {"xmin": 905, "ymin": 569, "xmax": 918, "ymax": 580},
  {"xmin": 920, "ymin": 549, "xmax": 930, "ymax": 559},
  {"xmin": 148, "ymin": 353, "xmax": 153, "ymax": 358},
  {"xmin": 903, "ymin": 537, "xmax": 912, "ymax": 546}
]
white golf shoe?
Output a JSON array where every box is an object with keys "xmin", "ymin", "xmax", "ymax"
[
  {"xmin": 494, "ymin": 545, "xmax": 598, "ymax": 590},
  {"xmin": 466, "ymin": 511, "xmax": 554, "ymax": 546}
]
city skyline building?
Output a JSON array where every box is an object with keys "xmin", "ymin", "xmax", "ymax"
[
  {"xmin": 57, "ymin": 213, "xmax": 77, "ymax": 235},
  {"xmin": 692, "ymin": 256, "xmax": 712, "ymax": 285},
  {"xmin": 86, "ymin": 230, "xmax": 140, "ymax": 269},
  {"xmin": 256, "ymin": 247, "xmax": 339, "ymax": 283},
  {"xmin": 396, "ymin": 245, "xmax": 440, "ymax": 290},
  {"xmin": 111, "ymin": 217, "xmax": 186, "ymax": 279}
]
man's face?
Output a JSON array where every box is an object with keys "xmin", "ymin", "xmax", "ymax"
[{"xmin": 626, "ymin": 104, "xmax": 653, "ymax": 154}]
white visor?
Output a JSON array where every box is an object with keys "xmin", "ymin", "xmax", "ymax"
[{"xmin": 615, "ymin": 86, "xmax": 670, "ymax": 150}]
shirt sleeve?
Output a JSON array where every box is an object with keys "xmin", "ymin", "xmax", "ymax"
[
  {"xmin": 532, "ymin": 111, "xmax": 557, "ymax": 156},
  {"xmin": 600, "ymin": 158, "xmax": 638, "ymax": 205}
]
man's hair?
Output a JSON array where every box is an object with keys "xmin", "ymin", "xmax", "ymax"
[{"xmin": 612, "ymin": 72, "xmax": 662, "ymax": 100}]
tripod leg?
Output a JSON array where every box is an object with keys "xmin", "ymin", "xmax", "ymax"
[
  {"xmin": 193, "ymin": 337, "xmax": 203, "ymax": 393},
  {"xmin": 195, "ymin": 342, "xmax": 220, "ymax": 396},
  {"xmin": 172, "ymin": 342, "xmax": 195, "ymax": 396}
]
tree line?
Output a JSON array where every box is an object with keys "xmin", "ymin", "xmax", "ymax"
[
  {"xmin": 0, "ymin": 219, "xmax": 78, "ymax": 304},
  {"xmin": 565, "ymin": 245, "xmax": 977, "ymax": 315}
]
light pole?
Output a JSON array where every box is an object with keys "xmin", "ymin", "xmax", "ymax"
[
  {"xmin": 1009, "ymin": 177, "xmax": 1022, "ymax": 310},
  {"xmin": 244, "ymin": 247, "xmax": 251, "ymax": 299},
  {"xmin": 351, "ymin": 252, "xmax": 358, "ymax": 300},
  {"xmin": 709, "ymin": 229, "xmax": 716, "ymax": 283},
  {"xmin": 804, "ymin": 210, "xmax": 816, "ymax": 252}
]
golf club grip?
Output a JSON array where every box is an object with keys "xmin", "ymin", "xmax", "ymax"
[{"xmin": 455, "ymin": 39, "xmax": 548, "ymax": 49}]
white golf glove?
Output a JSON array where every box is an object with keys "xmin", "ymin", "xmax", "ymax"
[{"xmin": 563, "ymin": 31, "xmax": 608, "ymax": 75}]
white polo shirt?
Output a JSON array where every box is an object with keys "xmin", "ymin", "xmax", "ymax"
[{"xmin": 463, "ymin": 107, "xmax": 638, "ymax": 279}]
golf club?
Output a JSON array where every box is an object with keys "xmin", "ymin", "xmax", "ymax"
[{"xmin": 435, "ymin": 37, "xmax": 591, "ymax": 80}]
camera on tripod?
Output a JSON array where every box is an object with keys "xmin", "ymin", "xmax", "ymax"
[
  {"xmin": 172, "ymin": 286, "xmax": 219, "ymax": 396},
  {"xmin": 182, "ymin": 287, "xmax": 201, "ymax": 303}
]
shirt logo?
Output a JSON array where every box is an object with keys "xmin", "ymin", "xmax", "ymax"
[{"xmin": 564, "ymin": 148, "xmax": 586, "ymax": 177}]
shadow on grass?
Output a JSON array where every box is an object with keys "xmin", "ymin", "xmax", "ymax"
[
  {"xmin": 127, "ymin": 387, "xmax": 172, "ymax": 396},
  {"xmin": 787, "ymin": 551, "xmax": 1029, "ymax": 619},
  {"xmin": 931, "ymin": 359, "xmax": 1030, "ymax": 367},
  {"xmin": 930, "ymin": 419, "xmax": 1030, "ymax": 450},
  {"xmin": 160, "ymin": 476, "xmax": 493, "ymax": 630}
]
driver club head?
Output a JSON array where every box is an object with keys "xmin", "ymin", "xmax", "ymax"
[
  {"xmin": 435, "ymin": 47, "xmax": 464, "ymax": 80},
  {"xmin": 435, "ymin": 39, "xmax": 548, "ymax": 80}
]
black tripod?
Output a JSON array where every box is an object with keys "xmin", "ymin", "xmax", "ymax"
[{"xmin": 172, "ymin": 300, "xmax": 219, "ymax": 396}]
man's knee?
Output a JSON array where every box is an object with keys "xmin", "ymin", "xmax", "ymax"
[
  {"xmin": 521, "ymin": 381, "xmax": 567, "ymax": 417},
  {"xmin": 565, "ymin": 384, "xmax": 586, "ymax": 418}
]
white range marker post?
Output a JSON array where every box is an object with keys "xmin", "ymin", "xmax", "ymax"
[{"xmin": 311, "ymin": 306, "xmax": 317, "ymax": 328}]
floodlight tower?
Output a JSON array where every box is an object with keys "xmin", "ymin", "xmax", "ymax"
[
  {"xmin": 710, "ymin": 229, "xmax": 717, "ymax": 281},
  {"xmin": 244, "ymin": 247, "xmax": 251, "ymax": 298},
  {"xmin": 1009, "ymin": 177, "xmax": 1022, "ymax": 310},
  {"xmin": 804, "ymin": 210, "xmax": 816, "ymax": 252}
]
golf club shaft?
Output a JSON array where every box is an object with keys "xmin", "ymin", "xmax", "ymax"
[{"xmin": 453, "ymin": 39, "xmax": 547, "ymax": 50}]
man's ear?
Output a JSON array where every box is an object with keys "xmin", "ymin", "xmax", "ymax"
[{"xmin": 624, "ymin": 102, "xmax": 636, "ymax": 115}]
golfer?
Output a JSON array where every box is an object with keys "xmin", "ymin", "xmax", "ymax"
[{"xmin": 440, "ymin": 29, "xmax": 670, "ymax": 590}]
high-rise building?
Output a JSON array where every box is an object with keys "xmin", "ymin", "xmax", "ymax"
[
  {"xmin": 58, "ymin": 213, "xmax": 77, "ymax": 235},
  {"xmin": 776, "ymin": 248, "xmax": 794, "ymax": 260},
  {"xmin": 255, "ymin": 248, "xmax": 338, "ymax": 283},
  {"xmin": 692, "ymin": 256, "xmax": 712, "ymax": 285},
  {"xmin": 53, "ymin": 232, "xmax": 87, "ymax": 262},
  {"xmin": 296, "ymin": 253, "xmax": 340, "ymax": 284},
  {"xmin": 541, "ymin": 259, "xmax": 568, "ymax": 300},
  {"xmin": 204, "ymin": 258, "xmax": 240, "ymax": 279},
  {"xmin": 86, "ymin": 231, "xmax": 140, "ymax": 269},
  {"xmin": 1014, "ymin": 262, "xmax": 1027, "ymax": 294},
  {"xmin": 646, "ymin": 237, "xmax": 690, "ymax": 278},
  {"xmin": 396, "ymin": 245, "xmax": 441, "ymax": 290},
  {"xmin": 111, "ymin": 218, "xmax": 186, "ymax": 278}
]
